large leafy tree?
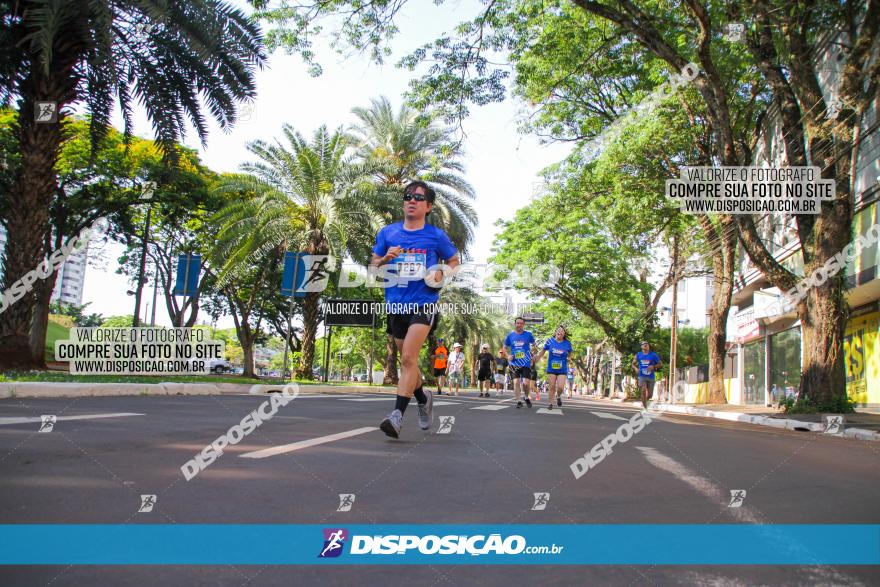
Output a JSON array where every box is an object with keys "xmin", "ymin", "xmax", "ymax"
[
  {"xmin": 0, "ymin": 0, "xmax": 265, "ymax": 369},
  {"xmin": 492, "ymin": 169, "xmax": 703, "ymax": 354},
  {"xmin": 211, "ymin": 125, "xmax": 383, "ymax": 378},
  {"xmin": 350, "ymin": 96, "xmax": 479, "ymax": 384}
]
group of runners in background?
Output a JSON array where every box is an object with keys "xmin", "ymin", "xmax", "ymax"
[{"xmin": 430, "ymin": 321, "xmax": 578, "ymax": 409}]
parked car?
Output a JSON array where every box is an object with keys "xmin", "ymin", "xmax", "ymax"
[{"xmin": 209, "ymin": 359, "xmax": 231, "ymax": 374}]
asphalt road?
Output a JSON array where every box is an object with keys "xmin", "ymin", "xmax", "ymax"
[{"xmin": 1, "ymin": 390, "xmax": 878, "ymax": 586}]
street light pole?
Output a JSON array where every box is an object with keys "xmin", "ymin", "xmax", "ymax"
[
  {"xmin": 132, "ymin": 206, "xmax": 152, "ymax": 327},
  {"xmin": 669, "ymin": 234, "xmax": 680, "ymax": 402},
  {"xmin": 149, "ymin": 266, "xmax": 158, "ymax": 326}
]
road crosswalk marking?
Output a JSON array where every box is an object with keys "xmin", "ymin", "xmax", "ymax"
[
  {"xmin": 589, "ymin": 411, "xmax": 628, "ymax": 421},
  {"xmin": 0, "ymin": 413, "xmax": 144, "ymax": 426},
  {"xmin": 536, "ymin": 408, "xmax": 563, "ymax": 415},
  {"xmin": 470, "ymin": 405, "xmax": 510, "ymax": 411},
  {"xmin": 240, "ymin": 427, "xmax": 378, "ymax": 459}
]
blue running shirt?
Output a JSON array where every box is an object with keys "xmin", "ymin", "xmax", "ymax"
[
  {"xmin": 543, "ymin": 338, "xmax": 573, "ymax": 373},
  {"xmin": 504, "ymin": 331, "xmax": 536, "ymax": 368},
  {"xmin": 372, "ymin": 222, "xmax": 458, "ymax": 305},
  {"xmin": 636, "ymin": 351, "xmax": 661, "ymax": 379}
]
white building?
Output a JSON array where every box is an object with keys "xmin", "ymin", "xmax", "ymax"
[
  {"xmin": 656, "ymin": 274, "xmax": 714, "ymax": 329},
  {"xmin": 0, "ymin": 226, "xmax": 88, "ymax": 306}
]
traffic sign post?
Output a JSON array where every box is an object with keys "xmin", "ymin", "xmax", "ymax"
[
  {"xmin": 281, "ymin": 252, "xmax": 304, "ymax": 380},
  {"xmin": 174, "ymin": 253, "xmax": 201, "ymax": 327},
  {"xmin": 522, "ymin": 312, "xmax": 544, "ymax": 325}
]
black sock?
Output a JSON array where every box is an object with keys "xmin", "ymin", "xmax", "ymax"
[
  {"xmin": 413, "ymin": 386, "xmax": 427, "ymax": 405},
  {"xmin": 395, "ymin": 395, "xmax": 411, "ymax": 414}
]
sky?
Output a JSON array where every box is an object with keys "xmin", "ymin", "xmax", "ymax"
[{"xmin": 82, "ymin": 1, "xmax": 571, "ymax": 327}]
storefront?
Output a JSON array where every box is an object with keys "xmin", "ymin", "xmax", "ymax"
[
  {"xmin": 845, "ymin": 306, "xmax": 880, "ymax": 407},
  {"xmin": 742, "ymin": 340, "xmax": 765, "ymax": 405},
  {"xmin": 769, "ymin": 326, "xmax": 801, "ymax": 404}
]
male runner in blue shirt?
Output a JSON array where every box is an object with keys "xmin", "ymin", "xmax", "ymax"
[
  {"xmin": 504, "ymin": 317, "xmax": 537, "ymax": 409},
  {"xmin": 632, "ymin": 341, "xmax": 662, "ymax": 408},
  {"xmin": 372, "ymin": 181, "xmax": 460, "ymax": 438}
]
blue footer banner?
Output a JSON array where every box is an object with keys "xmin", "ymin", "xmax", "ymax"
[{"xmin": 0, "ymin": 525, "xmax": 877, "ymax": 565}]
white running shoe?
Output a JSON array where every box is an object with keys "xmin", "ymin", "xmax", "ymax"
[
  {"xmin": 418, "ymin": 390, "xmax": 434, "ymax": 430},
  {"xmin": 380, "ymin": 409, "xmax": 403, "ymax": 439}
]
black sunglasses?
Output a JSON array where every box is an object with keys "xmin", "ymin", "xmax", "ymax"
[{"xmin": 403, "ymin": 193, "xmax": 428, "ymax": 202}]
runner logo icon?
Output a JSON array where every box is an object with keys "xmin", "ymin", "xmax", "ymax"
[
  {"xmin": 319, "ymin": 528, "xmax": 348, "ymax": 558},
  {"xmin": 337, "ymin": 494, "xmax": 355, "ymax": 512},
  {"xmin": 38, "ymin": 415, "xmax": 56, "ymax": 432},
  {"xmin": 531, "ymin": 492, "xmax": 550, "ymax": 510}
]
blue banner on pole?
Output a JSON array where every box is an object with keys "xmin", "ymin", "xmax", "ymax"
[
  {"xmin": 281, "ymin": 252, "xmax": 307, "ymax": 298},
  {"xmin": 0, "ymin": 525, "xmax": 877, "ymax": 565},
  {"xmin": 173, "ymin": 254, "xmax": 200, "ymax": 296}
]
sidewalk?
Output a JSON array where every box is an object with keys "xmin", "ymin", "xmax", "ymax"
[
  {"xmin": 0, "ymin": 380, "xmax": 399, "ymax": 399},
  {"xmin": 595, "ymin": 395, "xmax": 880, "ymax": 442}
]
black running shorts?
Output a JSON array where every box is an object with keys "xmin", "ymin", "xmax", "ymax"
[
  {"xmin": 510, "ymin": 365, "xmax": 533, "ymax": 380},
  {"xmin": 387, "ymin": 306, "xmax": 439, "ymax": 340}
]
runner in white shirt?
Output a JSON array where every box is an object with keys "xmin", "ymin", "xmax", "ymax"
[{"xmin": 446, "ymin": 343, "xmax": 465, "ymax": 396}]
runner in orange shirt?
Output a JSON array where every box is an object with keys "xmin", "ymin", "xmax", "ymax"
[{"xmin": 432, "ymin": 338, "xmax": 449, "ymax": 395}]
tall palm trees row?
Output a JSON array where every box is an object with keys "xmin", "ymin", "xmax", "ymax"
[
  {"xmin": 0, "ymin": 1, "xmax": 266, "ymax": 369},
  {"xmin": 210, "ymin": 97, "xmax": 480, "ymax": 379}
]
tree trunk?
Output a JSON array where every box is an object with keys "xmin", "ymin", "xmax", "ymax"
[
  {"xmin": 383, "ymin": 333, "xmax": 399, "ymax": 385},
  {"xmin": 296, "ymin": 291, "xmax": 319, "ymax": 379},
  {"xmin": 798, "ymin": 280, "xmax": 847, "ymax": 409},
  {"xmin": 28, "ymin": 275, "xmax": 57, "ymax": 368},
  {"xmin": 0, "ymin": 93, "xmax": 65, "ymax": 370},
  {"xmin": 703, "ymin": 216, "xmax": 736, "ymax": 404},
  {"xmin": 241, "ymin": 330, "xmax": 256, "ymax": 378},
  {"xmin": 706, "ymin": 307, "xmax": 730, "ymax": 404}
]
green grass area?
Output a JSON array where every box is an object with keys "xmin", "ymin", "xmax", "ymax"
[
  {"xmin": 0, "ymin": 371, "xmax": 388, "ymax": 386},
  {"xmin": 45, "ymin": 320, "xmax": 70, "ymax": 362}
]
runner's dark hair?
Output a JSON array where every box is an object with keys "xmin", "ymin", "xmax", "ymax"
[{"xmin": 403, "ymin": 180, "xmax": 436, "ymax": 218}]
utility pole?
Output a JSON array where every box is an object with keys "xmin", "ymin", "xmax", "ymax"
[
  {"xmin": 132, "ymin": 207, "xmax": 152, "ymax": 327},
  {"xmin": 669, "ymin": 234, "xmax": 680, "ymax": 402},
  {"xmin": 149, "ymin": 267, "xmax": 158, "ymax": 326}
]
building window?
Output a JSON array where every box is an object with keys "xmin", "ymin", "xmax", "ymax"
[
  {"xmin": 743, "ymin": 340, "xmax": 765, "ymax": 406},
  {"xmin": 770, "ymin": 327, "xmax": 802, "ymax": 404}
]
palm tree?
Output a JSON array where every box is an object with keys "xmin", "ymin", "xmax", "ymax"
[
  {"xmin": 0, "ymin": 1, "xmax": 265, "ymax": 369},
  {"xmin": 211, "ymin": 125, "xmax": 383, "ymax": 378},
  {"xmin": 350, "ymin": 96, "xmax": 479, "ymax": 383}
]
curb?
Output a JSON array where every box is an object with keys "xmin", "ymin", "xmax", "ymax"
[
  {"xmin": 640, "ymin": 401, "xmax": 880, "ymax": 442},
  {"xmin": 0, "ymin": 381, "xmax": 399, "ymax": 399}
]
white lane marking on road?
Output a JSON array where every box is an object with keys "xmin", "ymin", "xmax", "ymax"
[
  {"xmin": 339, "ymin": 398, "xmax": 397, "ymax": 402},
  {"xmin": 471, "ymin": 405, "xmax": 510, "ymax": 411},
  {"xmin": 635, "ymin": 446, "xmax": 861, "ymax": 586},
  {"xmin": 0, "ymin": 413, "xmax": 144, "ymax": 426},
  {"xmin": 239, "ymin": 427, "xmax": 378, "ymax": 459},
  {"xmin": 432, "ymin": 401, "xmax": 461, "ymax": 406},
  {"xmin": 590, "ymin": 411, "xmax": 628, "ymax": 421},
  {"xmin": 536, "ymin": 408, "xmax": 563, "ymax": 415},
  {"xmin": 296, "ymin": 394, "xmax": 358, "ymax": 399}
]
